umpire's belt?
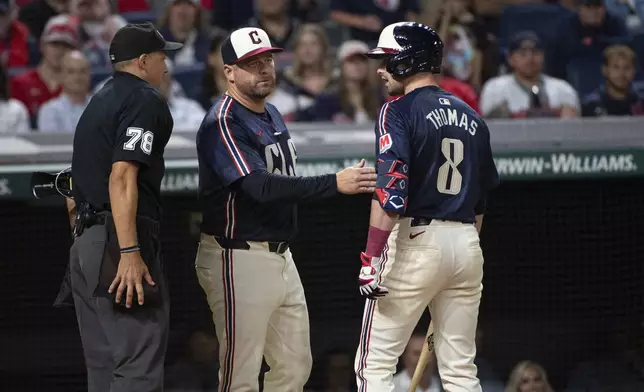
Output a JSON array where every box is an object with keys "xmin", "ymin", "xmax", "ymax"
[{"xmin": 214, "ymin": 237, "xmax": 289, "ymax": 255}]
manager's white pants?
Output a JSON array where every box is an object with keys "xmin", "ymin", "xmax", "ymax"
[
  {"xmin": 195, "ymin": 234, "xmax": 312, "ymax": 392},
  {"xmin": 355, "ymin": 219, "xmax": 484, "ymax": 392}
]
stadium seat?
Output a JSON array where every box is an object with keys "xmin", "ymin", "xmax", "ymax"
[
  {"xmin": 90, "ymin": 67, "xmax": 113, "ymax": 89},
  {"xmin": 498, "ymin": 3, "xmax": 573, "ymax": 57},
  {"xmin": 27, "ymin": 36, "xmax": 41, "ymax": 67},
  {"xmin": 566, "ymin": 54, "xmax": 604, "ymax": 98},
  {"xmin": 121, "ymin": 11, "xmax": 157, "ymax": 24},
  {"xmin": 7, "ymin": 67, "xmax": 29, "ymax": 78},
  {"xmin": 172, "ymin": 63, "xmax": 206, "ymax": 100}
]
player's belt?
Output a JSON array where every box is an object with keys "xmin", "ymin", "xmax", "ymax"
[
  {"xmin": 214, "ymin": 237, "xmax": 289, "ymax": 255},
  {"xmin": 411, "ymin": 218, "xmax": 432, "ymax": 227}
]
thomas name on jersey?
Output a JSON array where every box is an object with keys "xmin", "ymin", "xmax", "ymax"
[{"xmin": 426, "ymin": 107, "xmax": 479, "ymax": 136}]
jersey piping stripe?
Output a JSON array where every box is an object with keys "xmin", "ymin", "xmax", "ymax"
[
  {"xmin": 219, "ymin": 249, "xmax": 236, "ymax": 392},
  {"xmin": 356, "ymin": 243, "xmax": 390, "ymax": 391},
  {"xmin": 377, "ymin": 102, "xmax": 391, "ymax": 137},
  {"xmin": 225, "ymin": 192, "xmax": 236, "ymax": 238},
  {"xmin": 217, "ymin": 96, "xmax": 251, "ymax": 176}
]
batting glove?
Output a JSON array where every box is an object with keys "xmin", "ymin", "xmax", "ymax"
[{"xmin": 359, "ymin": 252, "xmax": 389, "ymax": 299}]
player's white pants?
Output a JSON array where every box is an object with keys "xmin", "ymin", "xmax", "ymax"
[
  {"xmin": 195, "ymin": 234, "xmax": 312, "ymax": 392},
  {"xmin": 355, "ymin": 218, "xmax": 483, "ymax": 392}
]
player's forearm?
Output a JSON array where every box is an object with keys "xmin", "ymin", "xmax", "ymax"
[
  {"xmin": 109, "ymin": 164, "xmax": 139, "ymax": 249},
  {"xmin": 65, "ymin": 198, "xmax": 76, "ymax": 230},
  {"xmin": 364, "ymin": 199, "xmax": 397, "ymax": 257},
  {"xmin": 475, "ymin": 215, "xmax": 484, "ymax": 233},
  {"xmin": 236, "ymin": 170, "xmax": 337, "ymax": 203},
  {"xmin": 369, "ymin": 199, "xmax": 397, "ymax": 232}
]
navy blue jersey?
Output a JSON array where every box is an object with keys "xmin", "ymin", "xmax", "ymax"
[
  {"xmin": 197, "ymin": 94, "xmax": 298, "ymax": 241},
  {"xmin": 374, "ymin": 86, "xmax": 499, "ymax": 223}
]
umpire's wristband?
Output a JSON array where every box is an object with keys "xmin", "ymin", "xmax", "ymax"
[{"xmin": 120, "ymin": 245, "xmax": 141, "ymax": 254}]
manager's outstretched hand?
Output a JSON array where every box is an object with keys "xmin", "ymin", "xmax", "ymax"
[{"xmin": 336, "ymin": 159, "xmax": 377, "ymax": 194}]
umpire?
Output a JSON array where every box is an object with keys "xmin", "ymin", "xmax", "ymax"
[{"xmin": 66, "ymin": 22, "xmax": 181, "ymax": 392}]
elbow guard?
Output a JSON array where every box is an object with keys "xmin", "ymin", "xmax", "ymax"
[{"xmin": 375, "ymin": 159, "xmax": 409, "ymax": 214}]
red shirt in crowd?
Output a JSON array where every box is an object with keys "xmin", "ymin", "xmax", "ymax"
[
  {"xmin": 0, "ymin": 20, "xmax": 30, "ymax": 69},
  {"xmin": 387, "ymin": 76, "xmax": 480, "ymax": 113},
  {"xmin": 10, "ymin": 69, "xmax": 62, "ymax": 117}
]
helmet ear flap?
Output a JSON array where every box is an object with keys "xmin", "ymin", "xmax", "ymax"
[{"xmin": 387, "ymin": 52, "xmax": 415, "ymax": 78}]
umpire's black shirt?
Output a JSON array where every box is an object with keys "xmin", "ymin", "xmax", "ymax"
[{"xmin": 72, "ymin": 72, "xmax": 173, "ymax": 220}]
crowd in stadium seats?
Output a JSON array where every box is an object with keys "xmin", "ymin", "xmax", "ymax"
[{"xmin": 0, "ymin": 0, "xmax": 643, "ymax": 134}]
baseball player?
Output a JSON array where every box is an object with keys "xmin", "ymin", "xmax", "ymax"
[
  {"xmin": 194, "ymin": 27, "xmax": 377, "ymax": 392},
  {"xmin": 354, "ymin": 22, "xmax": 500, "ymax": 392}
]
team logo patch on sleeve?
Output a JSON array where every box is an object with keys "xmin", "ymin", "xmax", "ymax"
[{"xmin": 379, "ymin": 134, "xmax": 392, "ymax": 154}]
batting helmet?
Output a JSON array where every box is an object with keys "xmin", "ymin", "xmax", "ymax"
[{"xmin": 366, "ymin": 22, "xmax": 444, "ymax": 78}]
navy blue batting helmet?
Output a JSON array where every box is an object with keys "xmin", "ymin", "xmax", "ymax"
[{"xmin": 366, "ymin": 22, "xmax": 443, "ymax": 78}]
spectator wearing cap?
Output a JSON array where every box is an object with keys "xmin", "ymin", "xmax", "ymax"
[
  {"xmin": 330, "ymin": 0, "xmax": 420, "ymax": 46},
  {"xmin": 70, "ymin": 0, "xmax": 127, "ymax": 67},
  {"xmin": 305, "ymin": 40, "xmax": 382, "ymax": 123},
  {"xmin": 18, "ymin": 0, "xmax": 69, "ymax": 40},
  {"xmin": 268, "ymin": 23, "xmax": 335, "ymax": 121},
  {"xmin": 0, "ymin": 60, "xmax": 29, "ymax": 133},
  {"xmin": 245, "ymin": 0, "xmax": 301, "ymax": 52},
  {"xmin": 0, "ymin": 0, "xmax": 30, "ymax": 68},
  {"xmin": 158, "ymin": 58, "xmax": 207, "ymax": 131},
  {"xmin": 549, "ymin": 0, "xmax": 630, "ymax": 82},
  {"xmin": 37, "ymin": 49, "xmax": 91, "ymax": 132},
  {"xmin": 480, "ymin": 31, "xmax": 580, "ymax": 118},
  {"xmin": 157, "ymin": 0, "xmax": 210, "ymax": 67},
  {"xmin": 10, "ymin": 14, "xmax": 79, "ymax": 121},
  {"xmin": 582, "ymin": 44, "xmax": 644, "ymax": 115}
]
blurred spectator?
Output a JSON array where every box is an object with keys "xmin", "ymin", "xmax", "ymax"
[
  {"xmin": 211, "ymin": 0, "xmax": 254, "ymax": 32},
  {"xmin": 70, "ymin": 0, "xmax": 127, "ymax": 67},
  {"xmin": 0, "ymin": 0, "xmax": 29, "ymax": 68},
  {"xmin": 245, "ymin": 0, "xmax": 301, "ymax": 51},
  {"xmin": 426, "ymin": 0, "xmax": 493, "ymax": 89},
  {"xmin": 504, "ymin": 361, "xmax": 554, "ymax": 392},
  {"xmin": 582, "ymin": 44, "xmax": 644, "ymax": 115},
  {"xmin": 480, "ymin": 31, "xmax": 580, "ymax": 118},
  {"xmin": 329, "ymin": 0, "xmax": 420, "ymax": 45},
  {"xmin": 37, "ymin": 49, "xmax": 90, "ymax": 133},
  {"xmin": 392, "ymin": 331, "xmax": 442, "ymax": 392},
  {"xmin": 10, "ymin": 14, "xmax": 78, "ymax": 119},
  {"xmin": 436, "ymin": 74, "xmax": 480, "ymax": 112},
  {"xmin": 116, "ymin": 0, "xmax": 173, "ymax": 17},
  {"xmin": 565, "ymin": 322, "xmax": 644, "ymax": 391},
  {"xmin": 160, "ymin": 58, "xmax": 207, "ymax": 131},
  {"xmin": 318, "ymin": 348, "xmax": 356, "ymax": 392},
  {"xmin": 605, "ymin": 0, "xmax": 644, "ymax": 36},
  {"xmin": 158, "ymin": 0, "xmax": 210, "ymax": 66},
  {"xmin": 292, "ymin": 0, "xmax": 327, "ymax": 22},
  {"xmin": 268, "ymin": 23, "xmax": 335, "ymax": 121},
  {"xmin": 18, "ymin": 0, "xmax": 68, "ymax": 40},
  {"xmin": 549, "ymin": 0, "xmax": 630, "ymax": 81},
  {"xmin": 306, "ymin": 40, "xmax": 382, "ymax": 123},
  {"xmin": 165, "ymin": 329, "xmax": 220, "ymax": 392},
  {"xmin": 0, "ymin": 60, "xmax": 29, "ymax": 133},
  {"xmin": 197, "ymin": 33, "xmax": 226, "ymax": 110}
]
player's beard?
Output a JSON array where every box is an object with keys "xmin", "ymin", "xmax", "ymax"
[{"xmin": 248, "ymin": 78, "xmax": 275, "ymax": 100}]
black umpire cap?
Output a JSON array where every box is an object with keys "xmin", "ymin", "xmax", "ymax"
[{"xmin": 109, "ymin": 22, "xmax": 183, "ymax": 64}]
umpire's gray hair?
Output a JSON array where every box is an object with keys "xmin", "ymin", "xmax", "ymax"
[{"xmin": 112, "ymin": 58, "xmax": 136, "ymax": 72}]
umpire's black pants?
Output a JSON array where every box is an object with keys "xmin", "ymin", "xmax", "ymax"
[{"xmin": 68, "ymin": 214, "xmax": 169, "ymax": 392}]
